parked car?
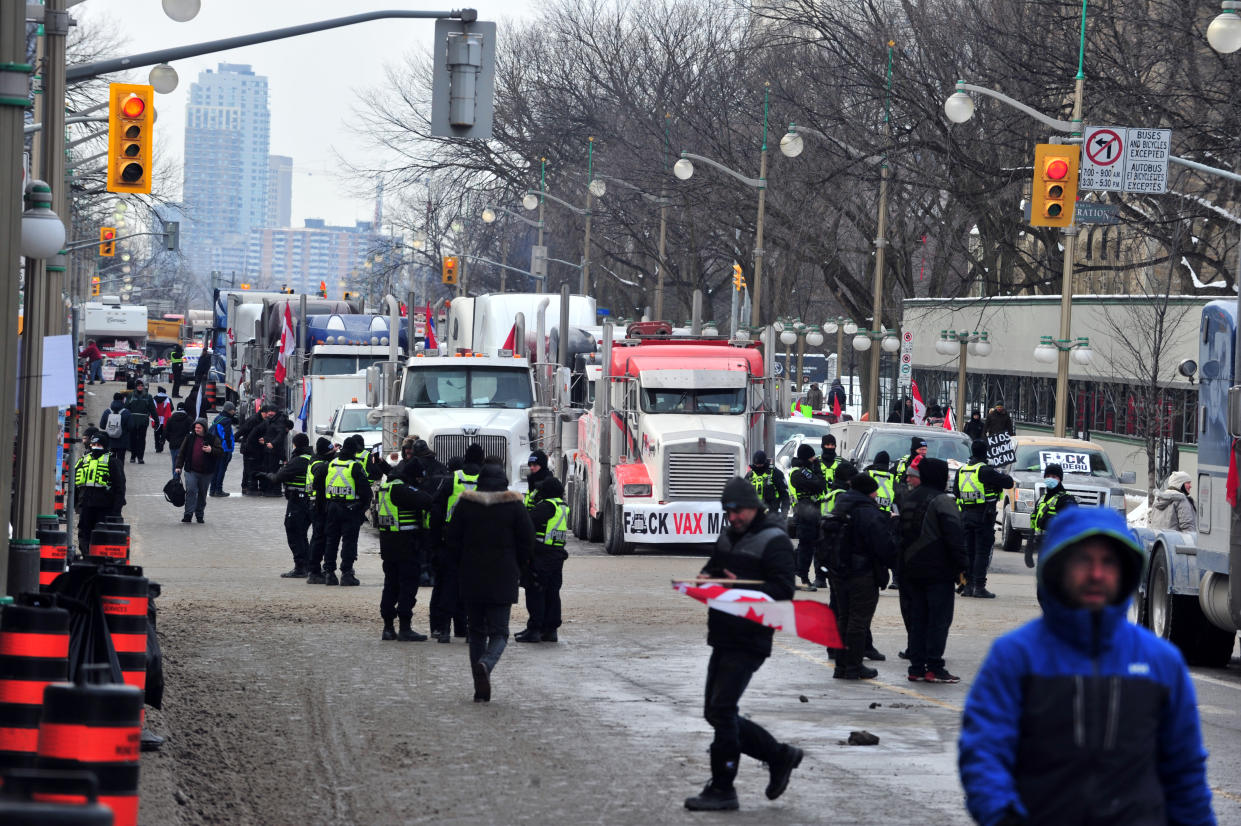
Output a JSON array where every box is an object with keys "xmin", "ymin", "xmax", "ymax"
[
  {"xmin": 996, "ymin": 435, "xmax": 1135, "ymax": 552},
  {"xmin": 775, "ymin": 422, "xmax": 971, "ymax": 478},
  {"xmin": 315, "ymin": 403, "xmax": 384, "ymax": 449},
  {"xmin": 774, "ymin": 416, "xmax": 835, "ymax": 456}
]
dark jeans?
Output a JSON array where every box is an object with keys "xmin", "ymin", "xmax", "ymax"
[
  {"xmin": 524, "ymin": 557, "xmax": 564, "ymax": 634},
  {"xmin": 429, "ymin": 545, "xmax": 467, "ymax": 636},
  {"xmin": 307, "ymin": 503, "xmax": 328, "ymax": 574},
  {"xmin": 153, "ymin": 424, "xmax": 166, "ymax": 453},
  {"xmin": 795, "ymin": 518, "xmax": 818, "ymax": 581},
  {"xmin": 465, "ymin": 602, "xmax": 510, "ymax": 672},
  {"xmin": 211, "ymin": 451, "xmax": 233, "ymax": 493},
  {"xmin": 128, "ymin": 421, "xmax": 148, "ymax": 461},
  {"xmin": 703, "ymin": 647, "xmax": 781, "ymax": 787},
  {"xmin": 898, "ymin": 580, "xmax": 956, "ymax": 673},
  {"xmin": 171, "ymin": 364, "xmax": 183, "ymax": 396},
  {"xmin": 89, "ymin": 360, "xmax": 103, "ymax": 383},
  {"xmin": 183, "ymin": 470, "xmax": 212, "ymax": 518},
  {"xmin": 381, "ymin": 552, "xmax": 423, "ymax": 621},
  {"xmin": 78, "ymin": 505, "xmax": 109, "ymax": 552},
  {"xmin": 962, "ymin": 509, "xmax": 995, "ymax": 587},
  {"xmin": 284, "ymin": 495, "xmax": 312, "ymax": 570},
  {"xmin": 826, "ymin": 574, "xmax": 874, "ymax": 655},
  {"xmin": 839, "ymin": 574, "xmax": 879, "ymax": 668},
  {"xmin": 169, "ymin": 447, "xmax": 179, "ymax": 475},
  {"xmin": 323, "ymin": 502, "xmax": 364, "ymax": 574}
]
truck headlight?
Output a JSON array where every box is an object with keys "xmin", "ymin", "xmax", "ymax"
[
  {"xmin": 1014, "ymin": 487, "xmax": 1037, "ymax": 513},
  {"xmin": 622, "ymin": 483, "xmax": 652, "ymax": 497},
  {"xmin": 1111, "ymin": 488, "xmax": 1127, "ymax": 511}
]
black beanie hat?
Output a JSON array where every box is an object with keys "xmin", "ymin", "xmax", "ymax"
[
  {"xmin": 971, "ymin": 438, "xmax": 988, "ymax": 459},
  {"xmin": 292, "ymin": 432, "xmax": 310, "ymax": 451},
  {"xmin": 874, "ymin": 450, "xmax": 890, "ymax": 466},
  {"xmin": 528, "ymin": 449, "xmax": 548, "ymax": 467},
  {"xmin": 464, "ymin": 443, "xmax": 485, "ymax": 464},
  {"xmin": 821, "ymin": 434, "xmax": 836, "ymax": 448},
  {"xmin": 1044, "ymin": 463, "xmax": 1064, "ymax": 480},
  {"xmin": 911, "ymin": 437, "xmax": 928, "ymax": 454},
  {"xmin": 316, "ymin": 437, "xmax": 333, "ymax": 456},
  {"xmin": 796, "ymin": 443, "xmax": 816, "ymax": 462},
  {"xmin": 721, "ymin": 477, "xmax": 763, "ymax": 510},
  {"xmin": 851, "ymin": 473, "xmax": 879, "ymax": 495},
  {"xmin": 751, "ymin": 450, "xmax": 769, "ymax": 468}
]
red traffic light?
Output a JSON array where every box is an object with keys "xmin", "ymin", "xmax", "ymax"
[
  {"xmin": 101, "ymin": 228, "xmax": 115, "ymax": 241},
  {"xmin": 121, "ymin": 94, "xmax": 145, "ymax": 118},
  {"xmin": 1044, "ymin": 158, "xmax": 1069, "ymax": 180}
]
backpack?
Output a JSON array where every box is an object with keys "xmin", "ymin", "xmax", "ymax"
[
  {"xmin": 104, "ymin": 410, "xmax": 124, "ymax": 440},
  {"xmin": 817, "ymin": 509, "xmax": 855, "ymax": 580}
]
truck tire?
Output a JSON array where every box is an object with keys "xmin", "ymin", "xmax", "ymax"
[
  {"xmin": 1147, "ymin": 549, "xmax": 1237, "ymax": 667},
  {"xmin": 586, "ymin": 494, "xmax": 603, "ymax": 543},
  {"xmin": 566, "ymin": 480, "xmax": 584, "ymax": 540},
  {"xmin": 602, "ymin": 497, "xmax": 633, "ymax": 555},
  {"xmin": 1000, "ymin": 503, "xmax": 1023, "ymax": 553}
]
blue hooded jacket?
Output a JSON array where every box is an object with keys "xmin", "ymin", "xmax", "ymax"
[{"xmin": 958, "ymin": 506, "xmax": 1214, "ymax": 825}]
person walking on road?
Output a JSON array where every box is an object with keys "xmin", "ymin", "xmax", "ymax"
[
  {"xmin": 895, "ymin": 457, "xmax": 967, "ymax": 683},
  {"xmin": 321, "ymin": 434, "xmax": 371, "ymax": 586},
  {"xmin": 73, "ymin": 431, "xmax": 125, "ymax": 551},
  {"xmin": 959, "ymin": 507, "xmax": 1215, "ymax": 825},
  {"xmin": 375, "ymin": 459, "xmax": 442, "ymax": 642},
  {"xmin": 125, "ymin": 379, "xmax": 155, "ymax": 464},
  {"xmin": 954, "ymin": 439, "xmax": 1014, "ymax": 599},
  {"xmin": 444, "ymin": 458, "xmax": 533, "ymax": 703},
  {"xmin": 683, "ymin": 477, "xmax": 803, "ymax": 812},
  {"xmin": 806, "ymin": 382, "xmax": 824, "ymax": 411},
  {"xmin": 80, "ymin": 339, "xmax": 105, "ymax": 384},
  {"xmin": 984, "ymin": 402, "xmax": 1015, "ymax": 438},
  {"xmin": 209, "ymin": 402, "xmax": 238, "ymax": 497},
  {"xmin": 963, "ymin": 409, "xmax": 985, "ymax": 441},
  {"xmin": 827, "ymin": 379, "xmax": 846, "ymax": 412},
  {"xmin": 745, "ymin": 450, "xmax": 790, "ymax": 516},
  {"xmin": 174, "ymin": 418, "xmax": 221, "ymax": 524},
  {"xmin": 516, "ymin": 477, "xmax": 569, "ymax": 644},
  {"xmin": 1150, "ymin": 470, "xmax": 1198, "ymax": 533},
  {"xmin": 433, "ymin": 444, "xmax": 483, "ymax": 642},
  {"xmin": 100, "ymin": 393, "xmax": 131, "ymax": 465},
  {"xmin": 304, "ymin": 437, "xmax": 337, "ymax": 584},
  {"xmin": 1028, "ymin": 463, "xmax": 1077, "ymax": 568},
  {"xmin": 168, "ymin": 342, "xmax": 185, "ymax": 397},
  {"xmin": 152, "ymin": 387, "xmax": 173, "ymax": 453},
  {"xmin": 265, "ymin": 432, "xmax": 316, "ymax": 579}
]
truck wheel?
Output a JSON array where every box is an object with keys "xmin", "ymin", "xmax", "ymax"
[
  {"xmin": 602, "ymin": 498, "xmax": 633, "ymax": 555},
  {"xmin": 1148, "ymin": 550, "xmax": 1237, "ymax": 667},
  {"xmin": 568, "ymin": 480, "xmax": 586, "ymax": 540},
  {"xmin": 1000, "ymin": 504, "xmax": 1023, "ymax": 553},
  {"xmin": 586, "ymin": 495, "xmax": 603, "ymax": 543}
]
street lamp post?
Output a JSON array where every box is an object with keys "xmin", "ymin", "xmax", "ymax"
[
  {"xmin": 935, "ymin": 330, "xmax": 992, "ymax": 428},
  {"xmin": 674, "ymin": 84, "xmax": 780, "ymax": 328},
  {"xmin": 524, "ymin": 146, "xmax": 603, "ymax": 295},
  {"xmin": 596, "ymin": 173, "xmax": 673, "ymax": 320}
]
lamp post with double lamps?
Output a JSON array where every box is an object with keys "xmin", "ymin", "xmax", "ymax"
[{"xmin": 935, "ymin": 330, "xmax": 993, "ymax": 428}]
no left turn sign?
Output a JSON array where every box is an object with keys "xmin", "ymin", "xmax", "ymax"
[
  {"xmin": 1086, "ymin": 129, "xmax": 1123, "ymax": 165},
  {"xmin": 1080, "ymin": 126, "xmax": 1127, "ymax": 191}
]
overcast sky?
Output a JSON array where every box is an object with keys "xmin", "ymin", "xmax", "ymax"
[{"xmin": 75, "ymin": 0, "xmax": 538, "ymax": 229}]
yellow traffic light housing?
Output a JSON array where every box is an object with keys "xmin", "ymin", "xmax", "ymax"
[
  {"xmin": 107, "ymin": 83, "xmax": 154, "ymax": 194},
  {"xmin": 732, "ymin": 263, "xmax": 746, "ymax": 292},
  {"xmin": 99, "ymin": 227, "xmax": 116, "ymax": 257},
  {"xmin": 442, "ymin": 256, "xmax": 459, "ymax": 285},
  {"xmin": 91, "ymin": 276, "xmax": 101, "ymax": 297},
  {"xmin": 1030, "ymin": 143, "xmax": 1079, "ymax": 228}
]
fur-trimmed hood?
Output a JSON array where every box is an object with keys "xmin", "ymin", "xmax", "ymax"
[{"xmin": 459, "ymin": 489, "xmax": 523, "ymax": 506}]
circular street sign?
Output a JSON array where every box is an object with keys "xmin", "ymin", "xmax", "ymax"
[
  {"xmin": 1086, "ymin": 129, "xmax": 1123, "ymax": 166},
  {"xmin": 900, "ymin": 364, "xmax": 911, "ymax": 374},
  {"xmin": 903, "ymin": 331, "xmax": 914, "ymax": 342},
  {"xmin": 901, "ymin": 353, "xmax": 912, "ymax": 364}
]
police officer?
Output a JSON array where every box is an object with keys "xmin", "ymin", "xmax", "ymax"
[
  {"xmin": 431, "ymin": 443, "xmax": 484, "ymax": 641},
  {"xmin": 322, "ymin": 434, "xmax": 372, "ymax": 586},
  {"xmin": 375, "ymin": 459, "xmax": 442, "ymax": 641},
  {"xmin": 305, "ymin": 437, "xmax": 337, "ymax": 584},
  {"xmin": 819, "ymin": 435, "xmax": 849, "ymax": 490},
  {"xmin": 744, "ymin": 451, "xmax": 789, "ymax": 515},
  {"xmin": 412, "ymin": 439, "xmax": 451, "ymax": 589},
  {"xmin": 169, "ymin": 342, "xmax": 185, "ymax": 398},
  {"xmin": 74, "ymin": 431, "xmax": 125, "ymax": 552},
  {"xmin": 1028, "ymin": 462, "xmax": 1076, "ymax": 568},
  {"xmin": 525, "ymin": 449, "xmax": 553, "ymax": 508},
  {"xmin": 265, "ymin": 432, "xmax": 315, "ymax": 579},
  {"xmin": 894, "ymin": 437, "xmax": 929, "ymax": 486},
  {"xmin": 516, "ymin": 477, "xmax": 569, "ymax": 643},
  {"xmin": 953, "ymin": 439, "xmax": 1014, "ymax": 598},
  {"xmin": 865, "ymin": 451, "xmax": 896, "ymax": 515},
  {"xmin": 788, "ymin": 444, "xmax": 826, "ymax": 591}
]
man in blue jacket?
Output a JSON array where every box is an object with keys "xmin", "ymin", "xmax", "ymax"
[{"xmin": 958, "ymin": 507, "xmax": 1214, "ymax": 826}]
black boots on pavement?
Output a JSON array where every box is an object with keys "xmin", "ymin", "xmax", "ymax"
[{"xmin": 382, "ymin": 618, "xmax": 427, "ymax": 642}]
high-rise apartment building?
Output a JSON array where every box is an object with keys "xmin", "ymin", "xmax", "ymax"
[
  {"xmin": 246, "ymin": 219, "xmax": 401, "ymax": 297},
  {"xmin": 182, "ymin": 63, "xmax": 271, "ymax": 279}
]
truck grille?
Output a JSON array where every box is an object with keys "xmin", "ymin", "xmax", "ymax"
[
  {"xmin": 1065, "ymin": 486, "xmax": 1103, "ymax": 507},
  {"xmin": 433, "ymin": 435, "xmax": 508, "ymax": 466},
  {"xmin": 665, "ymin": 452, "xmax": 737, "ymax": 501}
]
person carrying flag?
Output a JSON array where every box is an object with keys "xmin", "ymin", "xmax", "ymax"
[{"xmin": 684, "ymin": 477, "xmax": 803, "ymax": 812}]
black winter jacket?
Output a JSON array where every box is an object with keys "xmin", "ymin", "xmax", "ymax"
[
  {"xmin": 74, "ymin": 449, "xmax": 125, "ymax": 511},
  {"xmin": 700, "ymin": 510, "xmax": 796, "ymax": 657},
  {"xmin": 164, "ymin": 410, "xmax": 191, "ymax": 449},
  {"xmin": 896, "ymin": 484, "xmax": 967, "ymax": 583},
  {"xmin": 271, "ymin": 449, "xmax": 314, "ymax": 497},
  {"xmin": 832, "ymin": 490, "xmax": 898, "ymax": 580},
  {"xmin": 444, "ymin": 473, "xmax": 534, "ymax": 604}
]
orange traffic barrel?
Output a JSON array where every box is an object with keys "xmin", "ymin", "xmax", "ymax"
[
  {"xmin": 52, "ymin": 494, "xmax": 64, "ymax": 516},
  {"xmin": 0, "ymin": 596, "xmax": 70, "ymax": 773},
  {"xmin": 36, "ymin": 530, "xmax": 68, "ymax": 592},
  {"xmin": 204, "ymin": 381, "xmax": 218, "ymax": 411},
  {"xmin": 36, "ymin": 667, "xmax": 142, "ymax": 826},
  {"xmin": 0, "ymin": 769, "xmax": 114, "ymax": 825},
  {"xmin": 86, "ymin": 530, "xmax": 127, "ymax": 564},
  {"xmin": 97, "ymin": 519, "xmax": 130, "ymax": 555},
  {"xmin": 96, "ymin": 569, "xmax": 147, "ymax": 695}
]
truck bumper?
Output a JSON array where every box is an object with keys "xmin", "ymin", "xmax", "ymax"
[
  {"xmin": 622, "ymin": 502, "xmax": 725, "ymax": 543},
  {"xmin": 1009, "ymin": 511, "xmax": 1032, "ymax": 532}
]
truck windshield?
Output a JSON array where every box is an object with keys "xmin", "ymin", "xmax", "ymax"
[
  {"xmin": 402, "ymin": 366, "xmax": 533, "ymax": 409},
  {"xmin": 308, "ymin": 355, "xmax": 389, "ymax": 376},
  {"xmin": 337, "ymin": 409, "xmax": 382, "ymax": 432},
  {"xmin": 641, "ymin": 388, "xmax": 746, "ymax": 414}
]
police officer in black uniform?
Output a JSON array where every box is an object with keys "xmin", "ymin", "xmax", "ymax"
[
  {"xmin": 953, "ymin": 439, "xmax": 1015, "ymax": 598},
  {"xmin": 305, "ymin": 437, "xmax": 337, "ymax": 584},
  {"xmin": 788, "ymin": 444, "xmax": 827, "ymax": 590},
  {"xmin": 375, "ymin": 459, "xmax": 444, "ymax": 641},
  {"xmin": 744, "ymin": 450, "xmax": 790, "ymax": 515},
  {"xmin": 516, "ymin": 477, "xmax": 569, "ymax": 643},
  {"xmin": 73, "ymin": 431, "xmax": 125, "ymax": 552},
  {"xmin": 169, "ymin": 342, "xmax": 185, "ymax": 398},
  {"xmin": 525, "ymin": 449, "xmax": 552, "ymax": 506},
  {"xmin": 265, "ymin": 431, "xmax": 315, "ymax": 579},
  {"xmin": 684, "ymin": 477, "xmax": 803, "ymax": 812},
  {"xmin": 321, "ymin": 434, "xmax": 372, "ymax": 586}
]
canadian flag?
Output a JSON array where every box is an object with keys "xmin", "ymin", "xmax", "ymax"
[
  {"xmin": 274, "ymin": 303, "xmax": 294, "ymax": 384},
  {"xmin": 674, "ymin": 582, "xmax": 842, "ymax": 648},
  {"xmin": 944, "ymin": 405, "xmax": 955, "ymax": 431},
  {"xmin": 911, "ymin": 379, "xmax": 926, "ymax": 425}
]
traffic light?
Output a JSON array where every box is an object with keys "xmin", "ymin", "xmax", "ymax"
[
  {"xmin": 442, "ymin": 256, "xmax": 459, "ymax": 285},
  {"xmin": 106, "ymin": 83, "xmax": 154, "ymax": 194},
  {"xmin": 318, "ymin": 280, "xmax": 327, "ymax": 298},
  {"xmin": 732, "ymin": 263, "xmax": 746, "ymax": 292},
  {"xmin": 91, "ymin": 276, "xmax": 101, "ymax": 297},
  {"xmin": 99, "ymin": 227, "xmax": 116, "ymax": 257},
  {"xmin": 429, "ymin": 20, "xmax": 497, "ymax": 139},
  {"xmin": 1030, "ymin": 143, "xmax": 1079, "ymax": 228}
]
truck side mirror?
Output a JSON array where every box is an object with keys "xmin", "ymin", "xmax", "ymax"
[
  {"xmin": 1120, "ymin": 471, "xmax": 1136, "ymax": 485},
  {"xmin": 314, "ymin": 425, "xmax": 331, "ymax": 435},
  {"xmin": 1230, "ymin": 386, "xmax": 1241, "ymax": 439},
  {"xmin": 365, "ymin": 365, "xmax": 381, "ymax": 408}
]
